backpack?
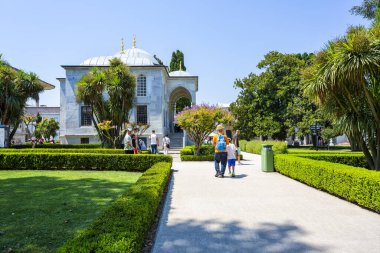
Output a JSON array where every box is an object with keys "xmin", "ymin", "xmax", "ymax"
[{"xmin": 216, "ymin": 134, "xmax": 226, "ymax": 151}]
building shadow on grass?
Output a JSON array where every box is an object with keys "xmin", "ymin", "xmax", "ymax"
[{"xmin": 0, "ymin": 175, "xmax": 136, "ymax": 253}]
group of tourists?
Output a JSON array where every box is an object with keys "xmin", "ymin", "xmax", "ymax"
[
  {"xmin": 123, "ymin": 128, "xmax": 170, "ymax": 155},
  {"xmin": 213, "ymin": 125, "xmax": 241, "ymax": 178}
]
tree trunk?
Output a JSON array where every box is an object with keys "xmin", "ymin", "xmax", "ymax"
[
  {"xmin": 8, "ymin": 122, "xmax": 19, "ymax": 146},
  {"xmin": 347, "ymin": 132, "xmax": 362, "ymax": 151}
]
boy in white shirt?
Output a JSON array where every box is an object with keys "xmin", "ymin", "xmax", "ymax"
[{"xmin": 227, "ymin": 138, "xmax": 237, "ymax": 177}]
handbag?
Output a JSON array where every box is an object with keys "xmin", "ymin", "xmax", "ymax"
[{"xmin": 166, "ymin": 144, "xmax": 170, "ymax": 148}]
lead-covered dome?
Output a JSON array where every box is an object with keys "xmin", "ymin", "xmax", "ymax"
[{"xmin": 80, "ymin": 47, "xmax": 159, "ymax": 66}]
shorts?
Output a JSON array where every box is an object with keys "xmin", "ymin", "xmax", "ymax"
[
  {"xmin": 236, "ymin": 147, "xmax": 241, "ymax": 155},
  {"xmin": 228, "ymin": 159, "xmax": 236, "ymax": 167}
]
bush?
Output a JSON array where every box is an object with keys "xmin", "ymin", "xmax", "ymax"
[
  {"xmin": 274, "ymin": 155, "xmax": 380, "ymax": 212},
  {"xmin": 0, "ymin": 148, "xmax": 152, "ymax": 155},
  {"xmin": 11, "ymin": 143, "xmax": 102, "ymax": 149},
  {"xmin": 58, "ymin": 162, "xmax": 172, "ymax": 253},
  {"xmin": 239, "ymin": 140, "xmax": 248, "ymax": 151},
  {"xmin": 295, "ymin": 153, "xmax": 368, "ymax": 169},
  {"xmin": 0, "ymin": 153, "xmax": 172, "ymax": 171},
  {"xmin": 242, "ymin": 140, "xmax": 287, "ymax": 154},
  {"xmin": 0, "ymin": 148, "xmax": 125, "ymax": 154},
  {"xmin": 181, "ymin": 155, "xmax": 214, "ymax": 161}
]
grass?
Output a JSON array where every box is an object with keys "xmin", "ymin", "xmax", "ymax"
[{"xmin": 0, "ymin": 170, "xmax": 141, "ymax": 253}]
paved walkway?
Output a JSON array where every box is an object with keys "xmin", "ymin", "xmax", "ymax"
[{"xmin": 152, "ymin": 152, "xmax": 380, "ymax": 253}]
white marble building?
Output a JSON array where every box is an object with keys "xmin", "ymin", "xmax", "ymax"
[{"xmin": 58, "ymin": 40, "xmax": 198, "ymax": 145}]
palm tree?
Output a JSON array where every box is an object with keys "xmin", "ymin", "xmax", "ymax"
[
  {"xmin": 0, "ymin": 57, "xmax": 44, "ymax": 145},
  {"xmin": 76, "ymin": 58, "xmax": 136, "ymax": 147},
  {"xmin": 303, "ymin": 25, "xmax": 380, "ymax": 170}
]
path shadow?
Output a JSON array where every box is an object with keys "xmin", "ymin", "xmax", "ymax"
[
  {"xmin": 153, "ymin": 174, "xmax": 329, "ymax": 253},
  {"xmin": 228, "ymin": 173, "xmax": 247, "ymax": 179}
]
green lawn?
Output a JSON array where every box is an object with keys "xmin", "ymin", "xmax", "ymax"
[{"xmin": 0, "ymin": 170, "xmax": 141, "ymax": 253}]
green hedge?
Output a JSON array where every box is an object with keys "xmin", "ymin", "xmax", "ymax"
[
  {"xmin": 181, "ymin": 155, "xmax": 214, "ymax": 161},
  {"xmin": 241, "ymin": 140, "xmax": 287, "ymax": 155},
  {"xmin": 274, "ymin": 155, "xmax": 380, "ymax": 212},
  {"xmin": 58, "ymin": 162, "xmax": 172, "ymax": 253},
  {"xmin": 0, "ymin": 153, "xmax": 172, "ymax": 171},
  {"xmin": 0, "ymin": 148, "xmax": 152, "ymax": 155},
  {"xmin": 295, "ymin": 153, "xmax": 368, "ymax": 169},
  {"xmin": 11, "ymin": 143, "xmax": 102, "ymax": 149}
]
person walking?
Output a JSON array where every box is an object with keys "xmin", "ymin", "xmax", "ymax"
[
  {"xmin": 132, "ymin": 127, "xmax": 139, "ymax": 154},
  {"xmin": 123, "ymin": 129, "xmax": 134, "ymax": 154},
  {"xmin": 139, "ymin": 139, "xmax": 147, "ymax": 150},
  {"xmin": 150, "ymin": 130, "xmax": 159, "ymax": 154},
  {"xmin": 212, "ymin": 124, "xmax": 229, "ymax": 178},
  {"xmin": 162, "ymin": 134, "xmax": 171, "ymax": 155},
  {"xmin": 227, "ymin": 138, "xmax": 237, "ymax": 177},
  {"xmin": 233, "ymin": 130, "xmax": 241, "ymax": 165}
]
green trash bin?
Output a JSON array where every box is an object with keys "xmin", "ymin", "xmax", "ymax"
[{"xmin": 261, "ymin": 144, "xmax": 274, "ymax": 172}]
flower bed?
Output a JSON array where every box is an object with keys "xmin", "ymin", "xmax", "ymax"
[{"xmin": 58, "ymin": 162, "xmax": 172, "ymax": 252}]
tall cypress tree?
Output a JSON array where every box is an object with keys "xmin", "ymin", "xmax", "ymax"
[{"xmin": 169, "ymin": 50, "xmax": 186, "ymax": 71}]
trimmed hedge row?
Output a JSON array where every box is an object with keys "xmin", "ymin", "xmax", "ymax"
[
  {"xmin": 295, "ymin": 153, "xmax": 368, "ymax": 169},
  {"xmin": 58, "ymin": 162, "xmax": 172, "ymax": 253},
  {"xmin": 0, "ymin": 153, "xmax": 172, "ymax": 171},
  {"xmin": 11, "ymin": 143, "xmax": 102, "ymax": 149},
  {"xmin": 274, "ymin": 155, "xmax": 380, "ymax": 212},
  {"xmin": 181, "ymin": 155, "xmax": 214, "ymax": 161},
  {"xmin": 180, "ymin": 145, "xmax": 243, "ymax": 161},
  {"xmin": 240, "ymin": 140, "xmax": 287, "ymax": 154},
  {"xmin": 0, "ymin": 148, "xmax": 152, "ymax": 154}
]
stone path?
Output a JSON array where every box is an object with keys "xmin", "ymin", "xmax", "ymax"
[{"xmin": 152, "ymin": 152, "xmax": 380, "ymax": 253}]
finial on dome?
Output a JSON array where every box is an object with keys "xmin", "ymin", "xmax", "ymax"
[
  {"xmin": 121, "ymin": 38, "xmax": 125, "ymax": 53},
  {"xmin": 133, "ymin": 35, "xmax": 136, "ymax": 48}
]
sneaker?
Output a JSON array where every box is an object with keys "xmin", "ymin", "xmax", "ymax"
[
  {"xmin": 232, "ymin": 172, "xmax": 235, "ymax": 177},
  {"xmin": 228, "ymin": 171, "xmax": 232, "ymax": 176},
  {"xmin": 218, "ymin": 175, "xmax": 224, "ymax": 178},
  {"xmin": 215, "ymin": 172, "xmax": 219, "ymax": 177}
]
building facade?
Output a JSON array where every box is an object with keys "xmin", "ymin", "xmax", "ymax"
[{"xmin": 58, "ymin": 41, "xmax": 198, "ymax": 145}]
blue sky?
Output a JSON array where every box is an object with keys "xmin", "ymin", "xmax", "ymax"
[{"xmin": 0, "ymin": 0, "xmax": 369, "ymax": 106}]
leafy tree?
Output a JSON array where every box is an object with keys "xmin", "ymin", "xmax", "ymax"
[
  {"xmin": 230, "ymin": 52, "xmax": 320, "ymax": 141},
  {"xmin": 76, "ymin": 58, "xmax": 136, "ymax": 147},
  {"xmin": 350, "ymin": 0, "xmax": 379, "ymax": 20},
  {"xmin": 0, "ymin": 55, "xmax": 44, "ymax": 145},
  {"xmin": 303, "ymin": 25, "xmax": 380, "ymax": 170},
  {"xmin": 21, "ymin": 114, "xmax": 36, "ymax": 140},
  {"xmin": 170, "ymin": 50, "xmax": 186, "ymax": 71},
  {"xmin": 175, "ymin": 104, "xmax": 233, "ymax": 155},
  {"xmin": 34, "ymin": 117, "xmax": 59, "ymax": 139},
  {"xmin": 175, "ymin": 97, "xmax": 191, "ymax": 113}
]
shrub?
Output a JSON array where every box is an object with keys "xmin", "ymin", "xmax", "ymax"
[
  {"xmin": 0, "ymin": 148, "xmax": 152, "ymax": 155},
  {"xmin": 239, "ymin": 140, "xmax": 248, "ymax": 151},
  {"xmin": 295, "ymin": 154, "xmax": 368, "ymax": 169},
  {"xmin": 242, "ymin": 140, "xmax": 287, "ymax": 154},
  {"xmin": 274, "ymin": 155, "xmax": 380, "ymax": 212},
  {"xmin": 11, "ymin": 143, "xmax": 102, "ymax": 149},
  {"xmin": 0, "ymin": 153, "xmax": 172, "ymax": 171},
  {"xmin": 181, "ymin": 155, "xmax": 214, "ymax": 161},
  {"xmin": 180, "ymin": 146, "xmax": 194, "ymax": 156},
  {"xmin": 58, "ymin": 162, "xmax": 172, "ymax": 253}
]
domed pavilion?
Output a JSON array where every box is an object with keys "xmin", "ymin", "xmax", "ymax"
[{"xmin": 58, "ymin": 37, "xmax": 198, "ymax": 146}]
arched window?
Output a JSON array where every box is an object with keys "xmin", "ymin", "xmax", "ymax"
[{"xmin": 137, "ymin": 75, "xmax": 146, "ymax": 96}]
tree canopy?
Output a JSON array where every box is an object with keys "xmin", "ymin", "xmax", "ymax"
[
  {"xmin": 76, "ymin": 58, "xmax": 136, "ymax": 147},
  {"xmin": 303, "ymin": 24, "xmax": 380, "ymax": 170},
  {"xmin": 175, "ymin": 104, "xmax": 233, "ymax": 155},
  {"xmin": 350, "ymin": 0, "xmax": 379, "ymax": 20},
  {"xmin": 230, "ymin": 52, "xmax": 321, "ymax": 141},
  {"xmin": 170, "ymin": 50, "xmax": 186, "ymax": 71},
  {"xmin": 0, "ymin": 55, "xmax": 44, "ymax": 145}
]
